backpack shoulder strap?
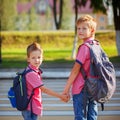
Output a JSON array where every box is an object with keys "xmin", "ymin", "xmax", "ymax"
[
  {"xmin": 84, "ymin": 40, "xmax": 100, "ymax": 48},
  {"xmin": 16, "ymin": 68, "xmax": 33, "ymax": 76},
  {"xmin": 24, "ymin": 67, "xmax": 44, "ymax": 89},
  {"xmin": 80, "ymin": 40, "xmax": 101, "ymax": 79},
  {"xmin": 24, "ymin": 67, "xmax": 34, "ymax": 74}
]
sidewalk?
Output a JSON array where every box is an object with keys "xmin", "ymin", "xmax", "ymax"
[
  {"xmin": 0, "ymin": 67, "xmax": 120, "ymax": 79},
  {"xmin": 0, "ymin": 68, "xmax": 70, "ymax": 79}
]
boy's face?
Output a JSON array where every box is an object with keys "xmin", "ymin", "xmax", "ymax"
[
  {"xmin": 27, "ymin": 50, "xmax": 43, "ymax": 69},
  {"xmin": 77, "ymin": 22, "xmax": 94, "ymax": 40}
]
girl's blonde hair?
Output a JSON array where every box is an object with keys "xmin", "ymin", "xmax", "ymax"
[
  {"xmin": 27, "ymin": 42, "xmax": 43, "ymax": 57},
  {"xmin": 76, "ymin": 14, "xmax": 97, "ymax": 32}
]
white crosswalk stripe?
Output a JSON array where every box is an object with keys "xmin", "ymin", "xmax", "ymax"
[{"xmin": 0, "ymin": 78, "xmax": 120, "ymax": 120}]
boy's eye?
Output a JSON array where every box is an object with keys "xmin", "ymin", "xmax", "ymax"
[
  {"xmin": 77, "ymin": 27, "xmax": 87, "ymax": 30},
  {"xmin": 31, "ymin": 56, "xmax": 41, "ymax": 59},
  {"xmin": 77, "ymin": 28, "xmax": 81, "ymax": 30},
  {"xmin": 32, "ymin": 57, "xmax": 35, "ymax": 59},
  {"xmin": 83, "ymin": 27, "xmax": 87, "ymax": 30}
]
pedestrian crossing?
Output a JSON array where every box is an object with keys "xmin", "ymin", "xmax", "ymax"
[{"xmin": 0, "ymin": 78, "xmax": 120, "ymax": 120}]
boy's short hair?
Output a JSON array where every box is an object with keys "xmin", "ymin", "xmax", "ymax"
[
  {"xmin": 76, "ymin": 14, "xmax": 97, "ymax": 31},
  {"xmin": 27, "ymin": 42, "xmax": 43, "ymax": 57}
]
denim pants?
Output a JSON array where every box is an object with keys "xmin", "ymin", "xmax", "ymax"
[
  {"xmin": 73, "ymin": 91, "xmax": 98, "ymax": 120},
  {"xmin": 22, "ymin": 110, "xmax": 38, "ymax": 120}
]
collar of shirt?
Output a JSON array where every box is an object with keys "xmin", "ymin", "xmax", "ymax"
[
  {"xmin": 28, "ymin": 64, "xmax": 43, "ymax": 75},
  {"xmin": 84, "ymin": 37, "xmax": 94, "ymax": 44},
  {"xmin": 84, "ymin": 38, "xmax": 99, "ymax": 46}
]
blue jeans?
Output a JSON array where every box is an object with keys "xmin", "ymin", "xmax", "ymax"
[
  {"xmin": 73, "ymin": 91, "xmax": 98, "ymax": 120},
  {"xmin": 22, "ymin": 110, "xmax": 38, "ymax": 120}
]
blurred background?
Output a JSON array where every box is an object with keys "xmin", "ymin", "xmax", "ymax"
[
  {"xmin": 0, "ymin": 1, "xmax": 120, "ymax": 120},
  {"xmin": 0, "ymin": 0, "xmax": 120, "ymax": 68},
  {"xmin": 0, "ymin": 0, "xmax": 115, "ymax": 31}
]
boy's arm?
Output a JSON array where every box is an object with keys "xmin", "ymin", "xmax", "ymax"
[
  {"xmin": 63, "ymin": 62, "xmax": 81, "ymax": 95},
  {"xmin": 40, "ymin": 86, "xmax": 68, "ymax": 101}
]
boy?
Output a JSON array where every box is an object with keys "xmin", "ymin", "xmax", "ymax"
[
  {"xmin": 22, "ymin": 42, "xmax": 68, "ymax": 120},
  {"xmin": 62, "ymin": 15, "xmax": 98, "ymax": 120}
]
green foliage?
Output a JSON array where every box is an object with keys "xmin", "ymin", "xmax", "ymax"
[
  {"xmin": 28, "ymin": 8, "xmax": 39, "ymax": 30},
  {"xmin": 1, "ymin": 31, "xmax": 75, "ymax": 49},
  {"xmin": 0, "ymin": 31, "xmax": 119, "ymax": 68},
  {"xmin": 16, "ymin": 13, "xmax": 29, "ymax": 31},
  {"xmin": 77, "ymin": 0, "xmax": 107, "ymax": 14},
  {"xmin": 61, "ymin": 0, "xmax": 71, "ymax": 29},
  {"xmin": 0, "ymin": 0, "xmax": 114, "ymax": 31},
  {"xmin": 91, "ymin": 0, "xmax": 107, "ymax": 13},
  {"xmin": 0, "ymin": 0, "xmax": 17, "ymax": 30}
]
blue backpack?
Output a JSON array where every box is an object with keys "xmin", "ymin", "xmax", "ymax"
[
  {"xmin": 80, "ymin": 40, "xmax": 116, "ymax": 116},
  {"xmin": 8, "ymin": 68, "xmax": 38, "ymax": 111}
]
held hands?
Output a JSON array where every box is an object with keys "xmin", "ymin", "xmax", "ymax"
[
  {"xmin": 59, "ymin": 84, "xmax": 71, "ymax": 102},
  {"xmin": 60, "ymin": 92, "xmax": 70, "ymax": 103}
]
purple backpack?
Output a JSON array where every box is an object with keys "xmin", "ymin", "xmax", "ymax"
[{"xmin": 81, "ymin": 40, "xmax": 116, "ymax": 117}]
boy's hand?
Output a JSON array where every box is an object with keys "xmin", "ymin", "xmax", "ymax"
[{"xmin": 60, "ymin": 93, "xmax": 70, "ymax": 102}]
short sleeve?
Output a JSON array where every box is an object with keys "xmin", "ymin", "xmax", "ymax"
[
  {"xmin": 26, "ymin": 72, "xmax": 43, "ymax": 89},
  {"xmin": 76, "ymin": 45, "xmax": 90, "ymax": 65}
]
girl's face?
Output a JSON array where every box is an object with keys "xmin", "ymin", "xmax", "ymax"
[
  {"xmin": 77, "ymin": 22, "xmax": 94, "ymax": 41},
  {"xmin": 27, "ymin": 50, "xmax": 43, "ymax": 69}
]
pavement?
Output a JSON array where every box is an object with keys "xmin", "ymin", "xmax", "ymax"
[
  {"xmin": 1, "ymin": 77, "xmax": 120, "ymax": 120},
  {"xmin": 0, "ymin": 67, "xmax": 120, "ymax": 79},
  {"xmin": 0, "ymin": 63, "xmax": 120, "ymax": 120},
  {"xmin": 0, "ymin": 68, "xmax": 70, "ymax": 79}
]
